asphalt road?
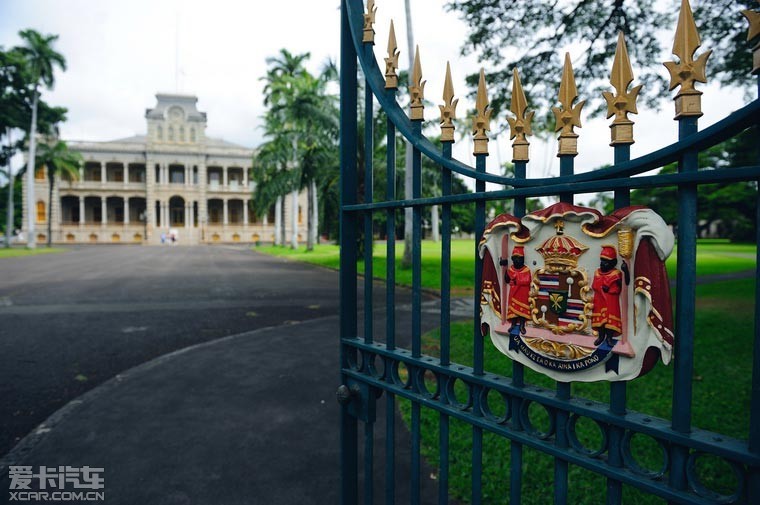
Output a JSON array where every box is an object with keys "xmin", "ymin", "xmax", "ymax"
[{"xmin": 0, "ymin": 245, "xmax": 353, "ymax": 457}]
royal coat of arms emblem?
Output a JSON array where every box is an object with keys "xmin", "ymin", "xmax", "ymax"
[{"xmin": 479, "ymin": 202, "xmax": 675, "ymax": 382}]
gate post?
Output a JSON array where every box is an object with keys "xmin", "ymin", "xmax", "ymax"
[{"xmin": 339, "ymin": 1, "xmax": 359, "ymax": 503}]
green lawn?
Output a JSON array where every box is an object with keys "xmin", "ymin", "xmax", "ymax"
[
  {"xmin": 0, "ymin": 247, "xmax": 66, "ymax": 258},
  {"xmin": 257, "ymin": 240, "xmax": 756, "ymax": 292},
  {"xmin": 397, "ymin": 278, "xmax": 754, "ymax": 504}
]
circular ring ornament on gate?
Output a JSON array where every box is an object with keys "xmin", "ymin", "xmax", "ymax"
[
  {"xmin": 566, "ymin": 414, "xmax": 608, "ymax": 457},
  {"xmin": 621, "ymin": 430, "xmax": 669, "ymax": 479},
  {"xmin": 519, "ymin": 400, "xmax": 556, "ymax": 440},
  {"xmin": 685, "ymin": 451, "xmax": 744, "ymax": 504},
  {"xmin": 479, "ymin": 387, "xmax": 510, "ymax": 424},
  {"xmin": 413, "ymin": 365, "xmax": 439, "ymax": 399},
  {"xmin": 445, "ymin": 376, "xmax": 473, "ymax": 410},
  {"xmin": 366, "ymin": 352, "xmax": 384, "ymax": 378},
  {"xmin": 392, "ymin": 360, "xmax": 413, "ymax": 389}
]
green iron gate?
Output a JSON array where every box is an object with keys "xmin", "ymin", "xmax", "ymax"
[{"xmin": 338, "ymin": 0, "xmax": 760, "ymax": 503}]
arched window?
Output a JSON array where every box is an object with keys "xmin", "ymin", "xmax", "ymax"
[
  {"xmin": 157, "ymin": 125, "xmax": 163, "ymax": 140},
  {"xmin": 35, "ymin": 166, "xmax": 45, "ymax": 180},
  {"xmin": 36, "ymin": 201, "xmax": 46, "ymax": 223},
  {"xmin": 179, "ymin": 126, "xmax": 185, "ymax": 142},
  {"xmin": 190, "ymin": 128, "xmax": 196, "ymax": 142},
  {"xmin": 168, "ymin": 126, "xmax": 174, "ymax": 141}
]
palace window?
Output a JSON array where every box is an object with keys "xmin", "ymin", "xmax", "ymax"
[
  {"xmin": 157, "ymin": 125, "xmax": 163, "ymax": 140},
  {"xmin": 35, "ymin": 167, "xmax": 45, "ymax": 181},
  {"xmin": 36, "ymin": 201, "xmax": 46, "ymax": 223},
  {"xmin": 168, "ymin": 126, "xmax": 174, "ymax": 141}
]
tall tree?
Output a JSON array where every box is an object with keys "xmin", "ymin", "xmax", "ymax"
[
  {"xmin": 17, "ymin": 29, "xmax": 66, "ymax": 249},
  {"xmin": 0, "ymin": 47, "xmax": 30, "ymax": 246},
  {"xmin": 446, "ymin": 0, "xmax": 757, "ymax": 128},
  {"xmin": 34, "ymin": 140, "xmax": 81, "ymax": 246},
  {"xmin": 260, "ymin": 49, "xmax": 310, "ymax": 248},
  {"xmin": 401, "ymin": 0, "xmax": 415, "ymax": 267},
  {"xmin": 255, "ymin": 51, "xmax": 338, "ymax": 251}
]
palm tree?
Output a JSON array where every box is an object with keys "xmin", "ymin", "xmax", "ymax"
[
  {"xmin": 0, "ymin": 47, "xmax": 31, "ymax": 247},
  {"xmin": 259, "ymin": 49, "xmax": 311, "ymax": 247},
  {"xmin": 35, "ymin": 140, "xmax": 81, "ymax": 247},
  {"xmin": 17, "ymin": 29, "xmax": 66, "ymax": 249}
]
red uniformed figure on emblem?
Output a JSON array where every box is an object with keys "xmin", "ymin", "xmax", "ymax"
[
  {"xmin": 505, "ymin": 246, "xmax": 532, "ymax": 335},
  {"xmin": 591, "ymin": 246, "xmax": 630, "ymax": 347}
]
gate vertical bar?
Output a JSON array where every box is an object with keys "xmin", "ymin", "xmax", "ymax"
[
  {"xmin": 438, "ymin": 62, "xmax": 456, "ymax": 504},
  {"xmin": 471, "ymin": 69, "xmax": 490, "ymax": 505},
  {"xmin": 410, "ymin": 117, "xmax": 423, "ymax": 505},
  {"xmin": 381, "ymin": 19, "xmax": 400, "ymax": 504},
  {"xmin": 669, "ymin": 112, "xmax": 698, "ymax": 499},
  {"xmin": 339, "ymin": 1, "xmax": 359, "ymax": 503},
  {"xmin": 665, "ymin": 0, "xmax": 706, "ymax": 494},
  {"xmin": 554, "ymin": 52, "xmax": 581, "ymax": 505},
  {"xmin": 511, "ymin": 153, "xmax": 526, "ymax": 505},
  {"xmin": 365, "ymin": 78, "xmax": 374, "ymax": 344},
  {"xmin": 508, "ymin": 67, "xmax": 531, "ymax": 505},
  {"xmin": 605, "ymin": 30, "xmax": 637, "ymax": 503},
  {"xmin": 409, "ymin": 45, "xmax": 426, "ymax": 505},
  {"xmin": 750, "ymin": 163, "xmax": 760, "ymax": 503},
  {"xmin": 439, "ymin": 140, "xmax": 452, "ymax": 505},
  {"xmin": 385, "ymin": 112, "xmax": 397, "ymax": 505},
  {"xmin": 363, "ymin": 72, "xmax": 375, "ymax": 505},
  {"xmin": 748, "ymin": 53, "xmax": 760, "ymax": 502}
]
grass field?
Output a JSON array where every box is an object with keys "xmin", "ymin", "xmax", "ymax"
[
  {"xmin": 257, "ymin": 240, "xmax": 756, "ymax": 292},
  {"xmin": 0, "ymin": 247, "xmax": 66, "ymax": 258},
  {"xmin": 398, "ymin": 277, "xmax": 754, "ymax": 504}
]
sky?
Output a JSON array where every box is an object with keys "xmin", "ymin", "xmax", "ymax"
[{"xmin": 0, "ymin": 0, "xmax": 751, "ymax": 186}]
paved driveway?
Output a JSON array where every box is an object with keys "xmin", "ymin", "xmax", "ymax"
[{"xmin": 0, "ymin": 245, "xmax": 348, "ymax": 456}]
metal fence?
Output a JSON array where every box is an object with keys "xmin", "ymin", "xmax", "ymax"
[{"xmin": 338, "ymin": 0, "xmax": 760, "ymax": 503}]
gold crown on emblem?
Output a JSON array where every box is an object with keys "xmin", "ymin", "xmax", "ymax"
[{"xmin": 536, "ymin": 234, "xmax": 589, "ymax": 269}]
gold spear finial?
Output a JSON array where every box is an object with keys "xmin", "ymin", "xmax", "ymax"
[
  {"xmin": 439, "ymin": 62, "xmax": 458, "ymax": 142},
  {"xmin": 552, "ymin": 53, "xmax": 585, "ymax": 156},
  {"xmin": 663, "ymin": 0, "xmax": 712, "ymax": 118},
  {"xmin": 602, "ymin": 32, "xmax": 642, "ymax": 145},
  {"xmin": 742, "ymin": 2, "xmax": 760, "ymax": 75},
  {"xmin": 363, "ymin": 0, "xmax": 377, "ymax": 44},
  {"xmin": 507, "ymin": 68, "xmax": 533, "ymax": 162},
  {"xmin": 409, "ymin": 45, "xmax": 426, "ymax": 121},
  {"xmin": 385, "ymin": 20, "xmax": 400, "ymax": 89},
  {"xmin": 472, "ymin": 69, "xmax": 492, "ymax": 155}
]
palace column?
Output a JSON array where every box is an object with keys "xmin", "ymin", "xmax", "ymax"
[
  {"xmin": 243, "ymin": 199, "xmax": 249, "ymax": 228},
  {"xmin": 145, "ymin": 160, "xmax": 155, "ymax": 240},
  {"xmin": 199, "ymin": 161, "xmax": 208, "ymax": 242},
  {"xmin": 223, "ymin": 166, "xmax": 228, "ymax": 188},
  {"xmin": 124, "ymin": 198, "xmax": 130, "ymax": 225},
  {"xmin": 79, "ymin": 196, "xmax": 85, "ymax": 228},
  {"xmin": 124, "ymin": 163, "xmax": 129, "ymax": 188},
  {"xmin": 100, "ymin": 162, "xmax": 106, "ymax": 185},
  {"xmin": 243, "ymin": 167, "xmax": 249, "ymax": 190},
  {"xmin": 101, "ymin": 196, "xmax": 107, "ymax": 226},
  {"xmin": 223, "ymin": 198, "xmax": 229, "ymax": 226}
]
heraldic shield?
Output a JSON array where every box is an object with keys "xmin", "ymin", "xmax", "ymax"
[{"xmin": 478, "ymin": 202, "xmax": 675, "ymax": 382}]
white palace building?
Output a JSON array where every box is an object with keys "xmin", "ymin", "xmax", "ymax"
[{"xmin": 22, "ymin": 93, "xmax": 306, "ymax": 245}]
